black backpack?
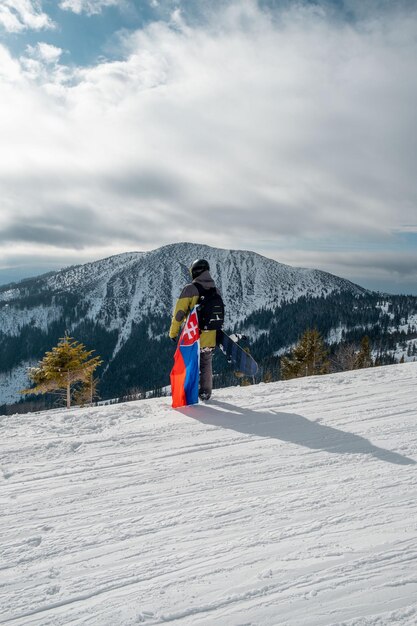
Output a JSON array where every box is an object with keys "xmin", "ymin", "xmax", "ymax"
[{"xmin": 195, "ymin": 283, "xmax": 225, "ymax": 331}]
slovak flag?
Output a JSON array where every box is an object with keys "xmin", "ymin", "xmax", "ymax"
[{"xmin": 170, "ymin": 307, "xmax": 201, "ymax": 408}]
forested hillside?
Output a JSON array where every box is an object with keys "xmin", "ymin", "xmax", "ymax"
[{"xmin": 1, "ymin": 244, "xmax": 416, "ymax": 413}]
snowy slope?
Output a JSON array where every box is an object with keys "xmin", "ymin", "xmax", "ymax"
[{"xmin": 1, "ymin": 363, "xmax": 417, "ymax": 625}]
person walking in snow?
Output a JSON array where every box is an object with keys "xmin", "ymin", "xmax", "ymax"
[{"xmin": 169, "ymin": 259, "xmax": 224, "ymax": 402}]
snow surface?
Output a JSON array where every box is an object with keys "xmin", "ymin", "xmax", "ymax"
[
  {"xmin": 378, "ymin": 339, "xmax": 417, "ymax": 365},
  {"xmin": 0, "ymin": 305, "xmax": 63, "ymax": 337},
  {"xmin": 1, "ymin": 363, "xmax": 417, "ymax": 625},
  {"xmin": 388, "ymin": 314, "xmax": 417, "ymax": 335},
  {"xmin": 0, "ymin": 361, "xmax": 33, "ymax": 405}
]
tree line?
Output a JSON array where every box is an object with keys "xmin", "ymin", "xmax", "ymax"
[
  {"xmin": 279, "ymin": 330, "xmax": 372, "ymax": 380},
  {"xmin": 1, "ymin": 295, "xmax": 416, "ymax": 414}
]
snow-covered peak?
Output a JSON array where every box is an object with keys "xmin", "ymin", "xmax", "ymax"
[
  {"xmin": 0, "ymin": 243, "xmax": 367, "ymax": 343},
  {"xmin": 44, "ymin": 251, "xmax": 144, "ymax": 292}
]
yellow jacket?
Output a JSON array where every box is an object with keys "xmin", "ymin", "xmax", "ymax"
[{"xmin": 169, "ymin": 270, "xmax": 220, "ymax": 348}]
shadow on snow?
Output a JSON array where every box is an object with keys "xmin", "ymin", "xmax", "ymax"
[{"xmin": 179, "ymin": 399, "xmax": 415, "ymax": 466}]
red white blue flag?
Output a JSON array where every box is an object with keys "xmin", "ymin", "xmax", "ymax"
[{"xmin": 170, "ymin": 307, "xmax": 200, "ymax": 408}]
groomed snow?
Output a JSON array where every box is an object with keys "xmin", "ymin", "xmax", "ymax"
[{"xmin": 1, "ymin": 363, "xmax": 417, "ymax": 625}]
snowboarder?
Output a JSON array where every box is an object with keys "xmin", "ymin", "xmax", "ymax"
[{"xmin": 169, "ymin": 259, "xmax": 224, "ymax": 401}]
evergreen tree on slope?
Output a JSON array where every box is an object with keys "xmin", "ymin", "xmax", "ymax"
[
  {"xmin": 355, "ymin": 336, "xmax": 373, "ymax": 369},
  {"xmin": 22, "ymin": 335, "xmax": 102, "ymax": 409},
  {"xmin": 281, "ymin": 329, "xmax": 330, "ymax": 380}
]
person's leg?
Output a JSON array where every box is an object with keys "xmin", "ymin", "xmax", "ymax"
[{"xmin": 199, "ymin": 348, "xmax": 214, "ymax": 400}]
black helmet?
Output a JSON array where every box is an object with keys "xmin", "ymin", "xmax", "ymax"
[{"xmin": 190, "ymin": 258, "xmax": 210, "ymax": 279}]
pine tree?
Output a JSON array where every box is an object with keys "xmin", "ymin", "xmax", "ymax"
[
  {"xmin": 355, "ymin": 336, "xmax": 373, "ymax": 369},
  {"xmin": 22, "ymin": 336, "xmax": 103, "ymax": 409},
  {"xmin": 281, "ymin": 329, "xmax": 329, "ymax": 380}
]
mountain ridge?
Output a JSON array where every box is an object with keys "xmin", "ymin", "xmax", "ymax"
[
  {"xmin": 1, "ymin": 243, "xmax": 416, "ymax": 409},
  {"xmin": 0, "ymin": 241, "xmax": 366, "ymax": 355},
  {"xmin": 0, "ymin": 242, "xmax": 367, "ymax": 322}
]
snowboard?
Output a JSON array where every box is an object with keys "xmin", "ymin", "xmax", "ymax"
[{"xmin": 216, "ymin": 330, "xmax": 259, "ymax": 377}]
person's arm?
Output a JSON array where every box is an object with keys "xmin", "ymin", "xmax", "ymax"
[{"xmin": 169, "ymin": 284, "xmax": 199, "ymax": 340}]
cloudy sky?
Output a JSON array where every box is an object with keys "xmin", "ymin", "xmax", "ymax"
[{"xmin": 0, "ymin": 0, "xmax": 416, "ymax": 294}]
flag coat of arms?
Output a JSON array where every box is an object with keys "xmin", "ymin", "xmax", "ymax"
[{"xmin": 170, "ymin": 307, "xmax": 200, "ymax": 408}]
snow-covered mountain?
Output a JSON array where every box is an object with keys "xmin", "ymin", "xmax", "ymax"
[
  {"xmin": 1, "ymin": 363, "xmax": 416, "ymax": 625},
  {"xmin": 1, "ymin": 243, "xmax": 416, "ymax": 408},
  {"xmin": 0, "ymin": 242, "xmax": 365, "ymax": 339}
]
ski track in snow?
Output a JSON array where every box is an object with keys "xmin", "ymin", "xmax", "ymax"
[{"xmin": 1, "ymin": 363, "xmax": 417, "ymax": 625}]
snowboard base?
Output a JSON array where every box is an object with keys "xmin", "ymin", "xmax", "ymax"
[{"xmin": 217, "ymin": 331, "xmax": 258, "ymax": 377}]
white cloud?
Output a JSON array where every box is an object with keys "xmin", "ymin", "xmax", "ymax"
[
  {"xmin": 0, "ymin": 0, "xmax": 53, "ymax": 33},
  {"xmin": 20, "ymin": 43, "xmax": 65, "ymax": 82},
  {"xmin": 0, "ymin": 1, "xmax": 416, "ymax": 289},
  {"xmin": 272, "ymin": 249, "xmax": 417, "ymax": 279},
  {"xmin": 59, "ymin": 0, "xmax": 123, "ymax": 16},
  {"xmin": 271, "ymin": 247, "xmax": 417, "ymax": 294},
  {"xmin": 33, "ymin": 43, "xmax": 63, "ymax": 64},
  {"xmin": 0, "ymin": 46, "xmax": 23, "ymax": 83}
]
